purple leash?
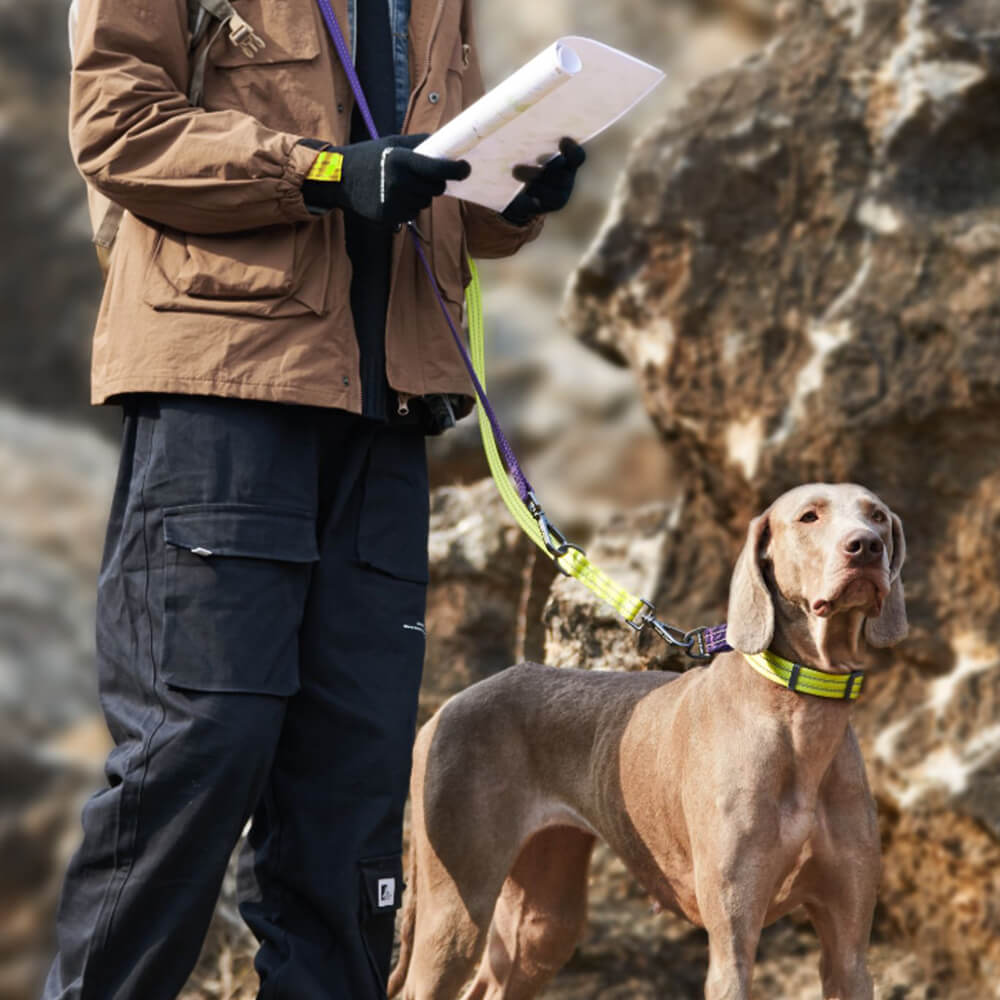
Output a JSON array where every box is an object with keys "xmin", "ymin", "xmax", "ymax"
[{"xmin": 313, "ymin": 0, "xmax": 730, "ymax": 661}]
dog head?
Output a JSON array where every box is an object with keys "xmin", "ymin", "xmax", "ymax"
[{"xmin": 726, "ymin": 483, "xmax": 907, "ymax": 654}]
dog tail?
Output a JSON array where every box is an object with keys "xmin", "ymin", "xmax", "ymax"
[{"xmin": 387, "ymin": 843, "xmax": 416, "ymax": 996}]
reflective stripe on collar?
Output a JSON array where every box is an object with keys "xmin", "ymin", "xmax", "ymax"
[{"xmin": 741, "ymin": 650, "xmax": 865, "ymax": 701}]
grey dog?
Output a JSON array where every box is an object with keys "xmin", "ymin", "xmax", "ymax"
[{"xmin": 390, "ymin": 483, "xmax": 906, "ymax": 1000}]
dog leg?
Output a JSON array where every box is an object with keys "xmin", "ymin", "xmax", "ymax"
[
  {"xmin": 805, "ymin": 892, "xmax": 876, "ymax": 1000},
  {"xmin": 802, "ymin": 741, "xmax": 879, "ymax": 1000},
  {"xmin": 694, "ymin": 843, "xmax": 776, "ymax": 1000},
  {"xmin": 401, "ymin": 865, "xmax": 487, "ymax": 1000},
  {"xmin": 700, "ymin": 916, "xmax": 758, "ymax": 1000},
  {"xmin": 461, "ymin": 827, "xmax": 595, "ymax": 1000}
]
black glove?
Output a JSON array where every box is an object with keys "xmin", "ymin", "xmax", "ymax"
[
  {"xmin": 501, "ymin": 137, "xmax": 586, "ymax": 226},
  {"xmin": 300, "ymin": 134, "xmax": 471, "ymax": 227}
]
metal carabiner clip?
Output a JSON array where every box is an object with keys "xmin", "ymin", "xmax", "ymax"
[
  {"xmin": 645, "ymin": 616, "xmax": 696, "ymax": 651},
  {"xmin": 525, "ymin": 492, "xmax": 586, "ymax": 576}
]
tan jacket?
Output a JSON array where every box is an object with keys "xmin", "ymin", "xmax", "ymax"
[{"xmin": 70, "ymin": 0, "xmax": 542, "ymax": 410}]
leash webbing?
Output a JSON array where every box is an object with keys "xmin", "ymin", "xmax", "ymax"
[
  {"xmin": 465, "ymin": 260, "xmax": 651, "ymax": 625},
  {"xmin": 313, "ymin": 0, "xmax": 729, "ymax": 658}
]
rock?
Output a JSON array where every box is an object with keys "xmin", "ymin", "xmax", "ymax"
[
  {"xmin": 542, "ymin": 495, "xmax": 733, "ymax": 674},
  {"xmin": 0, "ymin": 407, "xmax": 115, "ymax": 999},
  {"xmin": 0, "ymin": 727, "xmax": 105, "ymax": 999},
  {"xmin": 0, "ymin": 1, "xmax": 104, "ymax": 427},
  {"xmin": 428, "ymin": 0, "xmax": 770, "ymax": 510},
  {"xmin": 564, "ymin": 0, "xmax": 1000, "ymax": 991},
  {"xmin": 0, "ymin": 406, "xmax": 114, "ymax": 737},
  {"xmin": 423, "ymin": 480, "xmax": 556, "ymax": 718}
]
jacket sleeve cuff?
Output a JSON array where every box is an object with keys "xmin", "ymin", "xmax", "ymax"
[
  {"xmin": 463, "ymin": 203, "xmax": 544, "ymax": 259},
  {"xmin": 278, "ymin": 138, "xmax": 324, "ymax": 223}
]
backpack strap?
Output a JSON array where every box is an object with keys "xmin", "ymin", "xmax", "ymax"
[{"xmin": 188, "ymin": 0, "xmax": 266, "ymax": 104}]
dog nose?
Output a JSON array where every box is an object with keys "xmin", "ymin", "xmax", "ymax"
[{"xmin": 843, "ymin": 531, "xmax": 883, "ymax": 564}]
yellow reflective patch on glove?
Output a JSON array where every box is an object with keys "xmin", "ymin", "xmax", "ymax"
[{"xmin": 306, "ymin": 151, "xmax": 344, "ymax": 182}]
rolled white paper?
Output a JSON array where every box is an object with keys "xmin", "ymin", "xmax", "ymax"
[
  {"xmin": 418, "ymin": 42, "xmax": 582, "ymax": 161},
  {"xmin": 415, "ymin": 37, "xmax": 665, "ymax": 212}
]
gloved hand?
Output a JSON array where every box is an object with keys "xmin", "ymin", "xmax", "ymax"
[
  {"xmin": 300, "ymin": 134, "xmax": 471, "ymax": 227},
  {"xmin": 501, "ymin": 137, "xmax": 586, "ymax": 226}
]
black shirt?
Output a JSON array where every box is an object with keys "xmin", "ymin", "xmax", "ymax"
[{"xmin": 344, "ymin": 0, "xmax": 397, "ymax": 420}]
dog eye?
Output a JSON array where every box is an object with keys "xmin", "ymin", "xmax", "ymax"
[
  {"xmin": 872, "ymin": 510, "xmax": 886, "ymax": 523},
  {"xmin": 799, "ymin": 511, "xmax": 818, "ymax": 523}
]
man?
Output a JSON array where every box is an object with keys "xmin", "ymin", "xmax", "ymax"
[{"xmin": 47, "ymin": 1, "xmax": 584, "ymax": 998}]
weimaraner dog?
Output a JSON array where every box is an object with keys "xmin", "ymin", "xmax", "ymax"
[{"xmin": 389, "ymin": 483, "xmax": 906, "ymax": 1000}]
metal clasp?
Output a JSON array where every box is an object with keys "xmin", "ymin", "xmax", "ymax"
[
  {"xmin": 525, "ymin": 491, "xmax": 586, "ymax": 576},
  {"xmin": 646, "ymin": 616, "xmax": 697, "ymax": 651},
  {"xmin": 633, "ymin": 605, "xmax": 716, "ymax": 661},
  {"xmin": 681, "ymin": 626, "xmax": 715, "ymax": 661}
]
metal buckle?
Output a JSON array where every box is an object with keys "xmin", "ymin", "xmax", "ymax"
[
  {"xmin": 683, "ymin": 627, "xmax": 714, "ymax": 661},
  {"xmin": 406, "ymin": 219, "xmax": 430, "ymax": 243}
]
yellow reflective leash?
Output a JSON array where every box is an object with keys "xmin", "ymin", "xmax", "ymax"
[{"xmin": 465, "ymin": 259, "xmax": 706, "ymax": 647}]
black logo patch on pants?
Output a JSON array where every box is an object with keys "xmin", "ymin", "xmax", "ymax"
[{"xmin": 359, "ymin": 854, "xmax": 405, "ymax": 987}]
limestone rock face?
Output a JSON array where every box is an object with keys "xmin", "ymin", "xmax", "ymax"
[
  {"xmin": 542, "ymin": 495, "xmax": 733, "ymax": 674},
  {"xmin": 0, "ymin": 1, "xmax": 102, "ymax": 423},
  {"xmin": 0, "ymin": 408, "xmax": 114, "ymax": 998},
  {"xmin": 424, "ymin": 481, "xmax": 555, "ymax": 717},
  {"xmin": 564, "ymin": 0, "xmax": 1000, "ymax": 990}
]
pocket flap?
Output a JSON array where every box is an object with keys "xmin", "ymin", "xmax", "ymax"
[
  {"xmin": 164, "ymin": 504, "xmax": 319, "ymax": 562},
  {"xmin": 211, "ymin": 1, "xmax": 321, "ymax": 67}
]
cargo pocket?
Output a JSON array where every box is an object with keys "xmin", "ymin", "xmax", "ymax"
[
  {"xmin": 358, "ymin": 854, "xmax": 405, "ymax": 990},
  {"xmin": 356, "ymin": 433, "xmax": 429, "ymax": 584},
  {"xmin": 144, "ymin": 221, "xmax": 331, "ymax": 318},
  {"xmin": 161, "ymin": 504, "xmax": 319, "ymax": 695},
  {"xmin": 202, "ymin": 0, "xmax": 324, "ymax": 131},
  {"xmin": 145, "ymin": 1, "xmax": 333, "ymax": 318}
]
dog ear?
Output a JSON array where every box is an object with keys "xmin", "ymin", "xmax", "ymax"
[
  {"xmin": 865, "ymin": 511, "xmax": 908, "ymax": 647},
  {"xmin": 727, "ymin": 512, "xmax": 774, "ymax": 654}
]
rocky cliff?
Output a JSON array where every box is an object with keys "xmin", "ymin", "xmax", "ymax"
[
  {"xmin": 561, "ymin": 0, "xmax": 1000, "ymax": 992},
  {"xmin": 8, "ymin": 0, "xmax": 998, "ymax": 996}
]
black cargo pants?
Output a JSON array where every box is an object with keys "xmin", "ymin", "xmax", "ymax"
[{"xmin": 44, "ymin": 395, "xmax": 428, "ymax": 999}]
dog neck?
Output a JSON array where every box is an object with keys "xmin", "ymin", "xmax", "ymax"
[
  {"xmin": 727, "ymin": 594, "xmax": 865, "ymax": 796},
  {"xmin": 768, "ymin": 589, "xmax": 867, "ymax": 674}
]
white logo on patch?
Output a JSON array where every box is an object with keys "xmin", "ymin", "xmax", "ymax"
[
  {"xmin": 378, "ymin": 878, "xmax": 396, "ymax": 908},
  {"xmin": 403, "ymin": 621, "xmax": 426, "ymax": 635}
]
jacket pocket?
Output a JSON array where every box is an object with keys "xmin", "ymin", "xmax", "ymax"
[
  {"xmin": 210, "ymin": 1, "xmax": 321, "ymax": 67},
  {"xmin": 144, "ymin": 220, "xmax": 331, "ymax": 317},
  {"xmin": 201, "ymin": 0, "xmax": 327, "ymax": 134},
  {"xmin": 160, "ymin": 504, "xmax": 318, "ymax": 694},
  {"xmin": 358, "ymin": 854, "xmax": 405, "ymax": 991}
]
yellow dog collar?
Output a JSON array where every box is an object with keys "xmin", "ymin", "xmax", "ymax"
[{"xmin": 741, "ymin": 650, "xmax": 864, "ymax": 701}]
